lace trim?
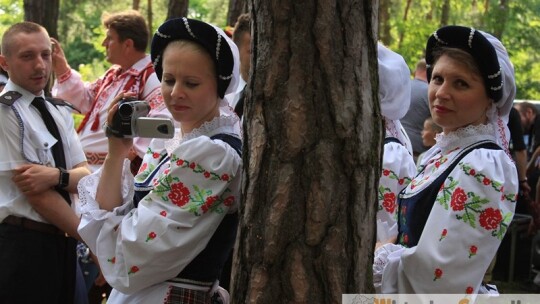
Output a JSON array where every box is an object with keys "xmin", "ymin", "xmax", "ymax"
[
  {"xmin": 435, "ymin": 124, "xmax": 495, "ymax": 151},
  {"xmin": 164, "ymin": 114, "xmax": 240, "ymax": 155}
]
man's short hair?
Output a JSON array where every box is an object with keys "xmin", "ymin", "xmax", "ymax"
[
  {"xmin": 517, "ymin": 101, "xmax": 538, "ymax": 115},
  {"xmin": 1, "ymin": 22, "xmax": 47, "ymax": 56},
  {"xmin": 415, "ymin": 58, "xmax": 426, "ymax": 72},
  {"xmin": 102, "ymin": 10, "xmax": 149, "ymax": 52},
  {"xmin": 232, "ymin": 13, "xmax": 251, "ymax": 46}
]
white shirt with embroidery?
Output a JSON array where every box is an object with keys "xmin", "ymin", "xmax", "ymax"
[
  {"xmin": 376, "ymin": 135, "xmax": 416, "ymax": 242},
  {"xmin": 77, "ymin": 113, "xmax": 241, "ymax": 302},
  {"xmin": 52, "ymin": 56, "xmax": 170, "ymax": 170},
  {"xmin": 373, "ymin": 124, "xmax": 517, "ymax": 295}
]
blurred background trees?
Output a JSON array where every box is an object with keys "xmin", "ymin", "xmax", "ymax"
[{"xmin": 1, "ymin": 0, "xmax": 538, "ymax": 99}]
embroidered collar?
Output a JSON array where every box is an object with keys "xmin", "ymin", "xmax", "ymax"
[
  {"xmin": 435, "ymin": 124, "xmax": 496, "ymax": 153},
  {"xmin": 164, "ymin": 112, "xmax": 240, "ymax": 155}
]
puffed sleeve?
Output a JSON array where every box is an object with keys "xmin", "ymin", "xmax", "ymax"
[
  {"xmin": 379, "ymin": 148, "xmax": 517, "ymax": 294},
  {"xmin": 78, "ymin": 136, "xmax": 241, "ymax": 294},
  {"xmin": 377, "ymin": 141, "xmax": 416, "ymax": 242}
]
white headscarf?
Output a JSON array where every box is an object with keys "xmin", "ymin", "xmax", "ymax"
[
  {"xmin": 481, "ymin": 31, "xmax": 516, "ymax": 151},
  {"xmin": 378, "ymin": 43, "xmax": 413, "ymax": 154}
]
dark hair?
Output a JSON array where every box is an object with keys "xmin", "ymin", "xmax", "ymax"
[
  {"xmin": 103, "ymin": 10, "xmax": 149, "ymax": 52},
  {"xmin": 1, "ymin": 22, "xmax": 47, "ymax": 56},
  {"xmin": 431, "ymin": 47, "xmax": 484, "ymax": 84},
  {"xmin": 517, "ymin": 101, "xmax": 538, "ymax": 115},
  {"xmin": 415, "ymin": 58, "xmax": 426, "ymax": 72},
  {"xmin": 232, "ymin": 13, "xmax": 251, "ymax": 46}
]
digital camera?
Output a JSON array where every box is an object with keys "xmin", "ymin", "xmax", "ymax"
[{"xmin": 109, "ymin": 98, "xmax": 174, "ymax": 139}]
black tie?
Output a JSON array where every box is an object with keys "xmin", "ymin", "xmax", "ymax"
[{"xmin": 31, "ymin": 97, "xmax": 71, "ymax": 205}]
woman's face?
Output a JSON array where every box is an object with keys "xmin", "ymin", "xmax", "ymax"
[
  {"xmin": 161, "ymin": 42, "xmax": 219, "ymax": 133},
  {"xmin": 428, "ymin": 54, "xmax": 492, "ymax": 134}
]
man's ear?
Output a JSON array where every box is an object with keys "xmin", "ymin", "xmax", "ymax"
[
  {"xmin": 0, "ymin": 55, "xmax": 8, "ymax": 72},
  {"xmin": 123, "ymin": 38, "xmax": 134, "ymax": 50}
]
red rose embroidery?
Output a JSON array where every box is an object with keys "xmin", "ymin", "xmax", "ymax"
[
  {"xmin": 137, "ymin": 163, "xmax": 148, "ymax": 174},
  {"xmin": 403, "ymin": 234, "xmax": 409, "ymax": 244},
  {"xmin": 146, "ymin": 231, "xmax": 157, "ymax": 242},
  {"xmin": 479, "ymin": 208, "xmax": 503, "ymax": 230},
  {"xmin": 483, "ymin": 177, "xmax": 491, "ymax": 185},
  {"xmin": 202, "ymin": 196, "xmax": 219, "ymax": 213},
  {"xmin": 382, "ymin": 192, "xmax": 396, "ymax": 213},
  {"xmin": 469, "ymin": 245, "xmax": 478, "ymax": 258},
  {"xmin": 176, "ymin": 159, "xmax": 183, "ymax": 166},
  {"xmin": 383, "ymin": 169, "xmax": 390, "ymax": 176},
  {"xmin": 160, "ymin": 211, "xmax": 167, "ymax": 217},
  {"xmin": 189, "ymin": 162, "xmax": 196, "ymax": 169},
  {"xmin": 107, "ymin": 257, "xmax": 116, "ymax": 264},
  {"xmin": 168, "ymin": 182, "xmax": 190, "ymax": 207},
  {"xmin": 223, "ymin": 196, "xmax": 235, "ymax": 207},
  {"xmin": 221, "ymin": 174, "xmax": 230, "ymax": 181},
  {"xmin": 450, "ymin": 187, "xmax": 467, "ymax": 211},
  {"xmin": 469, "ymin": 169, "xmax": 476, "ymax": 176},
  {"xmin": 435, "ymin": 161, "xmax": 441, "ymax": 168},
  {"xmin": 398, "ymin": 178, "xmax": 404, "ymax": 185},
  {"xmin": 152, "ymin": 152, "xmax": 160, "ymax": 159},
  {"xmin": 434, "ymin": 268, "xmax": 443, "ymax": 281},
  {"xmin": 204, "ymin": 171, "xmax": 211, "ymax": 178},
  {"xmin": 439, "ymin": 229, "xmax": 447, "ymax": 241},
  {"xmin": 466, "ymin": 286, "xmax": 474, "ymax": 294},
  {"xmin": 128, "ymin": 266, "xmax": 139, "ymax": 274}
]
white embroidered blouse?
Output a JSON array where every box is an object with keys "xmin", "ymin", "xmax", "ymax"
[
  {"xmin": 373, "ymin": 124, "xmax": 517, "ymax": 294},
  {"xmin": 77, "ymin": 113, "xmax": 242, "ymax": 300}
]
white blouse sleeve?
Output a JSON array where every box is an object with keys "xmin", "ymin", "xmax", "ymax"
[
  {"xmin": 78, "ymin": 136, "xmax": 242, "ymax": 294},
  {"xmin": 377, "ymin": 142, "xmax": 416, "ymax": 242},
  {"xmin": 379, "ymin": 148, "xmax": 517, "ymax": 294}
]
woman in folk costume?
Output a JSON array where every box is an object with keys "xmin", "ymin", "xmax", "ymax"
[
  {"xmin": 77, "ymin": 18, "xmax": 242, "ymax": 303},
  {"xmin": 373, "ymin": 26, "xmax": 518, "ymax": 294},
  {"xmin": 376, "ymin": 43, "xmax": 417, "ymax": 243}
]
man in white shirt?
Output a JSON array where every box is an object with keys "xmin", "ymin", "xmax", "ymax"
[
  {"xmin": 0, "ymin": 21, "xmax": 90, "ymax": 303},
  {"xmin": 52, "ymin": 10, "xmax": 169, "ymax": 173}
]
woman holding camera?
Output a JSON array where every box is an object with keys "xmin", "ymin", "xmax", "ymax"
[{"xmin": 77, "ymin": 18, "xmax": 242, "ymax": 303}]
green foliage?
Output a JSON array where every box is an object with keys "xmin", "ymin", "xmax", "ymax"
[
  {"xmin": 0, "ymin": 0, "xmax": 23, "ymax": 36},
  {"xmin": 383, "ymin": 0, "xmax": 540, "ymax": 99}
]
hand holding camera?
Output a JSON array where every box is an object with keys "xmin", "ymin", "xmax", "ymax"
[{"xmin": 105, "ymin": 97, "xmax": 174, "ymax": 139}]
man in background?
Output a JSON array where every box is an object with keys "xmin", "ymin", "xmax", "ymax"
[{"xmin": 401, "ymin": 58, "xmax": 430, "ymax": 159}]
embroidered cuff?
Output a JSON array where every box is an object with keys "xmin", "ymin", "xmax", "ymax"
[{"xmin": 57, "ymin": 69, "xmax": 72, "ymax": 83}]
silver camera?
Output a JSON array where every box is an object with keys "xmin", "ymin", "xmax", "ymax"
[{"xmin": 109, "ymin": 99, "xmax": 174, "ymax": 139}]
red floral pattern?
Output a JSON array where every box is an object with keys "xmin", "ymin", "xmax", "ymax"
[
  {"xmin": 128, "ymin": 266, "xmax": 139, "ymax": 275},
  {"xmin": 439, "ymin": 229, "xmax": 447, "ymax": 241},
  {"xmin": 167, "ymin": 182, "xmax": 190, "ymax": 207},
  {"xmin": 146, "ymin": 231, "xmax": 157, "ymax": 242},
  {"xmin": 468, "ymin": 245, "xmax": 478, "ymax": 258},
  {"xmin": 450, "ymin": 187, "xmax": 467, "ymax": 211},
  {"xmin": 434, "ymin": 268, "xmax": 443, "ymax": 281},
  {"xmin": 382, "ymin": 192, "xmax": 397, "ymax": 213},
  {"xmin": 479, "ymin": 208, "xmax": 503, "ymax": 230}
]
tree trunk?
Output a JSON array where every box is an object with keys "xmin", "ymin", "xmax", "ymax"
[
  {"xmin": 378, "ymin": 0, "xmax": 392, "ymax": 46},
  {"xmin": 397, "ymin": 0, "xmax": 412, "ymax": 49},
  {"xmin": 23, "ymin": 0, "xmax": 59, "ymax": 38},
  {"xmin": 227, "ymin": 0, "xmax": 248, "ymax": 26},
  {"xmin": 492, "ymin": 0, "xmax": 510, "ymax": 39},
  {"xmin": 133, "ymin": 0, "xmax": 141, "ymax": 10},
  {"xmin": 440, "ymin": 0, "xmax": 451, "ymax": 27},
  {"xmin": 231, "ymin": 0, "xmax": 381, "ymax": 303},
  {"xmin": 147, "ymin": 0, "xmax": 153, "ymax": 36},
  {"xmin": 166, "ymin": 0, "xmax": 189, "ymax": 20}
]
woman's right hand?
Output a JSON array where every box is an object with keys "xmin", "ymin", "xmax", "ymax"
[{"xmin": 105, "ymin": 92, "xmax": 136, "ymax": 161}]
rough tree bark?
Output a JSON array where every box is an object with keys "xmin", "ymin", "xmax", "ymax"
[
  {"xmin": 133, "ymin": 0, "xmax": 141, "ymax": 10},
  {"xmin": 231, "ymin": 0, "xmax": 381, "ymax": 303},
  {"xmin": 166, "ymin": 0, "xmax": 189, "ymax": 20},
  {"xmin": 23, "ymin": 0, "xmax": 59, "ymax": 38},
  {"xmin": 227, "ymin": 0, "xmax": 248, "ymax": 26}
]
